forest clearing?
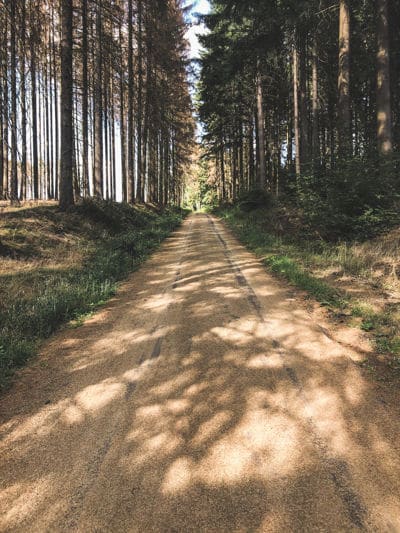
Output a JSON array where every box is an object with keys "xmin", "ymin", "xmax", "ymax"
[{"xmin": 1, "ymin": 0, "xmax": 400, "ymax": 531}]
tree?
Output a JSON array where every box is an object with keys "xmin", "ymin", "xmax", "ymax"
[
  {"xmin": 198, "ymin": 0, "xmax": 400, "ymax": 224},
  {"xmin": 338, "ymin": 0, "xmax": 351, "ymax": 155},
  {"xmin": 59, "ymin": 0, "xmax": 74, "ymax": 210},
  {"xmin": 10, "ymin": 0, "xmax": 19, "ymax": 205},
  {"xmin": 0, "ymin": 0, "xmax": 193, "ymax": 206},
  {"xmin": 256, "ymin": 63, "xmax": 266, "ymax": 189},
  {"xmin": 376, "ymin": 0, "xmax": 392, "ymax": 154}
]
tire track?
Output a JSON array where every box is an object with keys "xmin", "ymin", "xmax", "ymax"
[
  {"xmin": 208, "ymin": 214, "xmax": 368, "ymax": 531},
  {"xmin": 63, "ymin": 218, "xmax": 195, "ymax": 525},
  {"xmin": 207, "ymin": 215, "xmax": 264, "ymax": 322},
  {"xmin": 135, "ymin": 217, "xmax": 194, "ymax": 369}
]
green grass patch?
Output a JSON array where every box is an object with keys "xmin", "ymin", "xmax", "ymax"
[
  {"xmin": 219, "ymin": 205, "xmax": 400, "ymax": 361},
  {"xmin": 0, "ymin": 200, "xmax": 187, "ymax": 389},
  {"xmin": 220, "ymin": 207, "xmax": 345, "ymax": 308},
  {"xmin": 265, "ymin": 255, "xmax": 343, "ymax": 306}
]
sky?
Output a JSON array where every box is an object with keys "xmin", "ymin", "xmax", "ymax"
[{"xmin": 186, "ymin": 0, "xmax": 211, "ymax": 60}]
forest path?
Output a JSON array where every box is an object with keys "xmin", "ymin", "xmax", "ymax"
[{"xmin": 1, "ymin": 213, "xmax": 400, "ymax": 532}]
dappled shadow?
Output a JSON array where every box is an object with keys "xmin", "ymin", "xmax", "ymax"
[{"xmin": 1, "ymin": 214, "xmax": 400, "ymax": 531}]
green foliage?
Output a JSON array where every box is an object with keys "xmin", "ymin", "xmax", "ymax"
[
  {"xmin": 294, "ymin": 157, "xmax": 400, "ymax": 240},
  {"xmin": 0, "ymin": 201, "xmax": 186, "ymax": 389},
  {"xmin": 185, "ymin": 158, "xmax": 219, "ymax": 210},
  {"xmin": 199, "ymin": 0, "xmax": 400, "ymax": 247},
  {"xmin": 237, "ymin": 189, "xmax": 275, "ymax": 212}
]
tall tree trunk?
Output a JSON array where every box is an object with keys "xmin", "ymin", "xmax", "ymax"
[
  {"xmin": 59, "ymin": 0, "xmax": 75, "ymax": 210},
  {"xmin": 338, "ymin": 0, "xmax": 351, "ymax": 155},
  {"xmin": 53, "ymin": 9, "xmax": 60, "ymax": 200},
  {"xmin": 119, "ymin": 24, "xmax": 127, "ymax": 202},
  {"xmin": 142, "ymin": 95, "xmax": 151, "ymax": 204},
  {"xmin": 0, "ymin": 40, "xmax": 3, "ymax": 199},
  {"xmin": 10, "ymin": 0, "xmax": 18, "ymax": 205},
  {"xmin": 293, "ymin": 43, "xmax": 301, "ymax": 177},
  {"xmin": 312, "ymin": 38, "xmax": 320, "ymax": 171},
  {"xmin": 248, "ymin": 124, "xmax": 255, "ymax": 189},
  {"xmin": 239, "ymin": 121, "xmax": 244, "ymax": 192},
  {"xmin": 299, "ymin": 30, "xmax": 309, "ymax": 169},
  {"xmin": 287, "ymin": 65, "xmax": 293, "ymax": 171},
  {"xmin": 45, "ymin": 65, "xmax": 52, "ymax": 198},
  {"xmin": 220, "ymin": 140, "xmax": 226, "ymax": 200},
  {"xmin": 136, "ymin": 0, "xmax": 143, "ymax": 201},
  {"xmin": 376, "ymin": 0, "xmax": 392, "ymax": 154},
  {"xmin": 21, "ymin": 0, "xmax": 28, "ymax": 200},
  {"xmin": 104, "ymin": 79, "xmax": 109, "ymax": 199},
  {"xmin": 94, "ymin": 4, "xmax": 103, "ymax": 197},
  {"xmin": 111, "ymin": 82, "xmax": 116, "ymax": 201},
  {"xmin": 81, "ymin": 0, "xmax": 89, "ymax": 196},
  {"xmin": 30, "ymin": 1, "xmax": 39, "ymax": 200},
  {"xmin": 256, "ymin": 64, "xmax": 266, "ymax": 189},
  {"xmin": 128, "ymin": 0, "xmax": 135, "ymax": 202}
]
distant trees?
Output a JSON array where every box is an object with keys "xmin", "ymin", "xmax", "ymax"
[
  {"xmin": 198, "ymin": 0, "xmax": 400, "ymax": 203},
  {"xmin": 0, "ymin": 0, "xmax": 194, "ymax": 206}
]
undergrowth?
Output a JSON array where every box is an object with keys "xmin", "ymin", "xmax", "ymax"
[
  {"xmin": 219, "ymin": 205, "xmax": 400, "ymax": 371},
  {"xmin": 0, "ymin": 200, "xmax": 186, "ymax": 389}
]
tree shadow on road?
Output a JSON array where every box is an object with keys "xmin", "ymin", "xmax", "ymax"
[{"xmin": 1, "ymin": 215, "xmax": 400, "ymax": 531}]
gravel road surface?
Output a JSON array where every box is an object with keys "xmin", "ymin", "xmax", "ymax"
[{"xmin": 1, "ymin": 213, "xmax": 400, "ymax": 532}]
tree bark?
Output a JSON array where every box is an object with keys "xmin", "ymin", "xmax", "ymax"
[
  {"xmin": 136, "ymin": 0, "xmax": 143, "ymax": 202},
  {"xmin": 0, "ymin": 39, "xmax": 3, "ymax": 199},
  {"xmin": 93, "ymin": 3, "xmax": 103, "ymax": 198},
  {"xmin": 376, "ymin": 0, "xmax": 392, "ymax": 154},
  {"xmin": 21, "ymin": 0, "xmax": 28, "ymax": 200},
  {"xmin": 10, "ymin": 0, "xmax": 19, "ymax": 205},
  {"xmin": 81, "ymin": 0, "xmax": 89, "ymax": 196},
  {"xmin": 256, "ymin": 64, "xmax": 266, "ymax": 190},
  {"xmin": 312, "ymin": 38, "xmax": 320, "ymax": 171},
  {"xmin": 119, "ymin": 22, "xmax": 127, "ymax": 202},
  {"xmin": 299, "ymin": 31, "xmax": 309, "ymax": 168},
  {"xmin": 59, "ymin": 0, "xmax": 75, "ymax": 210},
  {"xmin": 128, "ymin": 0, "xmax": 135, "ymax": 203},
  {"xmin": 293, "ymin": 43, "xmax": 301, "ymax": 177},
  {"xmin": 338, "ymin": 0, "xmax": 351, "ymax": 155},
  {"xmin": 30, "ymin": 1, "xmax": 39, "ymax": 199}
]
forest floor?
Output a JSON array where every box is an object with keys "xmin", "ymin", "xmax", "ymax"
[
  {"xmin": 0, "ymin": 200, "xmax": 185, "ymax": 388},
  {"xmin": 220, "ymin": 207, "xmax": 400, "ymax": 387},
  {"xmin": 1, "ymin": 213, "xmax": 400, "ymax": 531}
]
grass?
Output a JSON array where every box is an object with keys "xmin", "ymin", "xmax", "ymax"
[
  {"xmin": 0, "ymin": 199, "xmax": 187, "ymax": 389},
  {"xmin": 220, "ymin": 207, "xmax": 345, "ymax": 307},
  {"xmin": 219, "ymin": 205, "xmax": 400, "ymax": 374},
  {"xmin": 265, "ymin": 255, "xmax": 343, "ymax": 306}
]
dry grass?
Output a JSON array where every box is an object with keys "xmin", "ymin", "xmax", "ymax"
[
  {"xmin": 0, "ymin": 206, "xmax": 95, "ymax": 306},
  {"xmin": 0, "ymin": 200, "xmax": 186, "ymax": 388},
  {"xmin": 221, "ymin": 206, "xmax": 400, "ymax": 375},
  {"xmin": 333, "ymin": 228, "xmax": 400, "ymax": 290}
]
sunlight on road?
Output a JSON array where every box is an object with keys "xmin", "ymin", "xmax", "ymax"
[{"xmin": 1, "ymin": 214, "xmax": 400, "ymax": 531}]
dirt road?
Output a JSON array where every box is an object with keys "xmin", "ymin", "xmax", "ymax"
[{"xmin": 1, "ymin": 213, "xmax": 400, "ymax": 532}]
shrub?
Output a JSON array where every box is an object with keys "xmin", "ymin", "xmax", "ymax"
[
  {"xmin": 238, "ymin": 189, "xmax": 275, "ymax": 212},
  {"xmin": 295, "ymin": 155, "xmax": 400, "ymax": 240}
]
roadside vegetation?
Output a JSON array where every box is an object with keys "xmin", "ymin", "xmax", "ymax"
[
  {"xmin": 196, "ymin": 0, "xmax": 400, "ymax": 383},
  {"xmin": 217, "ymin": 193, "xmax": 400, "ymax": 379},
  {"xmin": 0, "ymin": 200, "xmax": 186, "ymax": 389}
]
